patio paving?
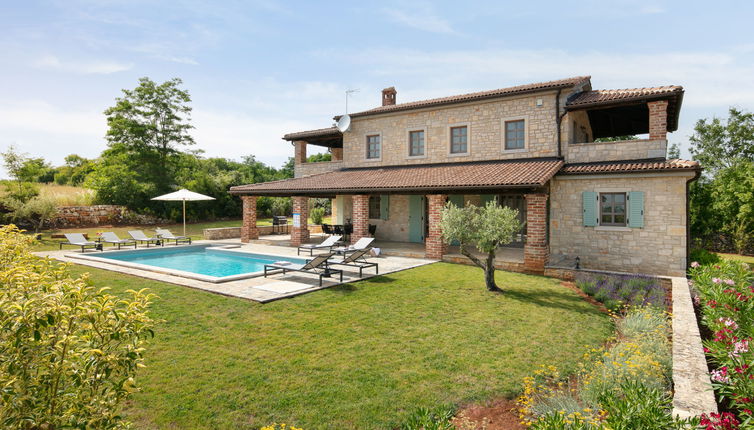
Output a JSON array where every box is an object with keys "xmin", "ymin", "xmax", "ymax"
[{"xmin": 36, "ymin": 241, "xmax": 434, "ymax": 303}]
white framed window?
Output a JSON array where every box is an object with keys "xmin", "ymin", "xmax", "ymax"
[
  {"xmin": 448, "ymin": 123, "xmax": 470, "ymax": 156},
  {"xmin": 408, "ymin": 129, "xmax": 425, "ymax": 157},
  {"xmin": 365, "ymin": 133, "xmax": 381, "ymax": 160},
  {"xmin": 501, "ymin": 116, "xmax": 528, "ymax": 152},
  {"xmin": 599, "ymin": 192, "xmax": 627, "ymax": 226}
]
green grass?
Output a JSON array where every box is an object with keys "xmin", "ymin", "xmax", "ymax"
[
  {"xmin": 30, "ymin": 216, "xmax": 332, "ymax": 251},
  {"xmin": 64, "ymin": 262, "xmax": 611, "ymax": 429},
  {"xmin": 718, "ymin": 253, "xmax": 754, "ymax": 269}
]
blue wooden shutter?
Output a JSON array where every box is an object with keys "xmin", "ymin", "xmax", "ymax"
[
  {"xmin": 480, "ymin": 194, "xmax": 496, "ymax": 206},
  {"xmin": 448, "ymin": 195, "xmax": 464, "ymax": 207},
  {"xmin": 582, "ymin": 191, "xmax": 597, "ymax": 227},
  {"xmin": 628, "ymin": 191, "xmax": 645, "ymax": 228},
  {"xmin": 380, "ymin": 195, "xmax": 390, "ymax": 220}
]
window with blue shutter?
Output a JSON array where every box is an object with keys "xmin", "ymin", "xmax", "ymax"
[
  {"xmin": 582, "ymin": 191, "xmax": 597, "ymax": 227},
  {"xmin": 380, "ymin": 195, "xmax": 390, "ymax": 220},
  {"xmin": 628, "ymin": 191, "xmax": 645, "ymax": 228}
]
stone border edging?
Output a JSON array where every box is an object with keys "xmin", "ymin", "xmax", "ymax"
[{"xmin": 671, "ymin": 276, "xmax": 717, "ymax": 418}]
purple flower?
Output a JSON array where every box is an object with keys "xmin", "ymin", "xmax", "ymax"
[
  {"xmin": 719, "ymin": 317, "xmax": 739, "ymax": 330},
  {"xmin": 691, "ymin": 261, "xmax": 700, "ymax": 268},
  {"xmin": 711, "ymin": 367, "xmax": 730, "ymax": 384},
  {"xmin": 713, "ymin": 277, "xmax": 722, "ymax": 284},
  {"xmin": 730, "ymin": 340, "xmax": 750, "ymax": 358},
  {"xmin": 725, "ymin": 279, "xmax": 736, "ymax": 286}
]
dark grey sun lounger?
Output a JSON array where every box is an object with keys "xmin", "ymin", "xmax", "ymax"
[
  {"xmin": 100, "ymin": 232, "xmax": 137, "ymax": 249},
  {"xmin": 263, "ymin": 253, "xmax": 343, "ymax": 286},
  {"xmin": 60, "ymin": 233, "xmax": 101, "ymax": 252},
  {"xmin": 155, "ymin": 228, "xmax": 192, "ymax": 245},
  {"xmin": 128, "ymin": 230, "xmax": 163, "ymax": 247},
  {"xmin": 327, "ymin": 248, "xmax": 378, "ymax": 278}
]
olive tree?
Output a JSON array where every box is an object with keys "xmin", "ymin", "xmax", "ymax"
[
  {"xmin": 440, "ymin": 201, "xmax": 522, "ymax": 292},
  {"xmin": 0, "ymin": 225, "xmax": 156, "ymax": 429}
]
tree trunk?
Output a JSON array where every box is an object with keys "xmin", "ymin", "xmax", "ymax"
[
  {"xmin": 484, "ymin": 251, "xmax": 501, "ymax": 292},
  {"xmin": 459, "ymin": 245, "xmax": 502, "ymax": 292}
]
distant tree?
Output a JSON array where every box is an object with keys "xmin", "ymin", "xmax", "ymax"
[
  {"xmin": 690, "ymin": 107, "xmax": 754, "ymax": 175},
  {"xmin": 710, "ymin": 161, "xmax": 754, "ymax": 254},
  {"xmin": 667, "ymin": 143, "xmax": 681, "ymax": 159},
  {"xmin": 440, "ymin": 201, "xmax": 522, "ymax": 292},
  {"xmin": 2, "ymin": 145, "xmax": 28, "ymax": 194},
  {"xmin": 306, "ymin": 153, "xmax": 332, "ymax": 162},
  {"xmin": 18, "ymin": 157, "xmax": 54, "ymax": 183},
  {"xmin": 279, "ymin": 157, "xmax": 295, "ymax": 179}
]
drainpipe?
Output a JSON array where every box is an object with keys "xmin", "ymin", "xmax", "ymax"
[{"xmin": 555, "ymin": 89, "xmax": 563, "ymax": 158}]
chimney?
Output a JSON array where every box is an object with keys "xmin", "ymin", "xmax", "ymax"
[{"xmin": 382, "ymin": 87, "xmax": 397, "ymax": 106}]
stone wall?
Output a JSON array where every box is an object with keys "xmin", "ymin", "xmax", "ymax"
[
  {"xmin": 54, "ymin": 205, "xmax": 127, "ymax": 228},
  {"xmin": 565, "ymin": 139, "xmax": 667, "ymax": 163},
  {"xmin": 341, "ymin": 91, "xmax": 563, "ymax": 168},
  {"xmin": 368, "ymin": 195, "xmax": 411, "ymax": 242},
  {"xmin": 549, "ymin": 173, "xmax": 694, "ymax": 276},
  {"xmin": 294, "ymin": 160, "xmax": 344, "ymax": 178}
]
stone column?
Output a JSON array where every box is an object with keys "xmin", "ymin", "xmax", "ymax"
[
  {"xmin": 351, "ymin": 194, "xmax": 369, "ymax": 245},
  {"xmin": 425, "ymin": 194, "xmax": 447, "ymax": 260},
  {"xmin": 240, "ymin": 195, "xmax": 259, "ymax": 243},
  {"xmin": 331, "ymin": 147, "xmax": 343, "ymax": 161},
  {"xmin": 524, "ymin": 193, "xmax": 549, "ymax": 273},
  {"xmin": 294, "ymin": 141, "xmax": 307, "ymax": 164},
  {"xmin": 291, "ymin": 196, "xmax": 309, "ymax": 246},
  {"xmin": 648, "ymin": 100, "xmax": 668, "ymax": 140}
]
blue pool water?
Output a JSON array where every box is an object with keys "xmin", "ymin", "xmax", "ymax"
[{"xmin": 96, "ymin": 246, "xmax": 306, "ymax": 278}]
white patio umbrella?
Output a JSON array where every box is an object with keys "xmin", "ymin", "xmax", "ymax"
[{"xmin": 151, "ymin": 189, "xmax": 215, "ymax": 236}]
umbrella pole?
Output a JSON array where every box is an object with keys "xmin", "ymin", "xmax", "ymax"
[{"xmin": 183, "ymin": 200, "xmax": 186, "ymax": 237}]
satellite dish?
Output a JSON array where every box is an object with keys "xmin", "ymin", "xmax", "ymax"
[{"xmin": 336, "ymin": 114, "xmax": 351, "ymax": 132}]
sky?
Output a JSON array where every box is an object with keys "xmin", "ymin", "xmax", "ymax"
[{"xmin": 1, "ymin": 0, "xmax": 754, "ymax": 179}]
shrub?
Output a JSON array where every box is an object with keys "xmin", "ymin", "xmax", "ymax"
[
  {"xmin": 0, "ymin": 224, "xmax": 156, "ymax": 429},
  {"xmin": 310, "ymin": 207, "xmax": 326, "ymax": 225},
  {"xmin": 690, "ymin": 259, "xmax": 754, "ymax": 423},
  {"xmin": 690, "ymin": 247, "xmax": 722, "ymax": 267},
  {"xmin": 399, "ymin": 406, "xmax": 455, "ymax": 430},
  {"xmin": 574, "ymin": 273, "xmax": 667, "ymax": 312}
]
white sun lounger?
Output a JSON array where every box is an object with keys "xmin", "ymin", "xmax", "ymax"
[
  {"xmin": 60, "ymin": 233, "xmax": 101, "ymax": 252},
  {"xmin": 155, "ymin": 228, "xmax": 192, "ymax": 245},
  {"xmin": 297, "ymin": 235, "xmax": 342, "ymax": 256},
  {"xmin": 128, "ymin": 230, "xmax": 163, "ymax": 247},
  {"xmin": 100, "ymin": 232, "xmax": 137, "ymax": 249}
]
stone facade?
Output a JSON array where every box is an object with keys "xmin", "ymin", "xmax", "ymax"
[
  {"xmin": 549, "ymin": 173, "xmax": 694, "ymax": 276},
  {"xmin": 295, "ymin": 160, "xmax": 344, "ymax": 178},
  {"xmin": 565, "ymin": 139, "xmax": 667, "ymax": 163},
  {"xmin": 342, "ymin": 92, "xmax": 566, "ymax": 168}
]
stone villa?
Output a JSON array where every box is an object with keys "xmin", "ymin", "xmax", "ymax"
[{"xmin": 230, "ymin": 76, "xmax": 700, "ymax": 277}]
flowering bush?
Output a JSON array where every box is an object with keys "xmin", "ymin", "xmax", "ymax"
[
  {"xmin": 690, "ymin": 259, "xmax": 754, "ymax": 426},
  {"xmin": 575, "ymin": 272, "xmax": 667, "ymax": 311},
  {"xmin": 516, "ymin": 306, "xmax": 696, "ymax": 429}
]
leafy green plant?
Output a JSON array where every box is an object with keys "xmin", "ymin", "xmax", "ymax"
[
  {"xmin": 0, "ymin": 224, "xmax": 156, "ymax": 429},
  {"xmin": 598, "ymin": 380, "xmax": 698, "ymax": 430},
  {"xmin": 689, "ymin": 247, "xmax": 722, "ymax": 267},
  {"xmin": 400, "ymin": 406, "xmax": 455, "ymax": 430},
  {"xmin": 310, "ymin": 207, "xmax": 326, "ymax": 225}
]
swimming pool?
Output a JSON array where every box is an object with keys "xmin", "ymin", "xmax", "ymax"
[{"xmin": 70, "ymin": 245, "xmax": 307, "ymax": 283}]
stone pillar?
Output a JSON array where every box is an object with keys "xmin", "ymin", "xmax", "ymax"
[
  {"xmin": 240, "ymin": 196, "xmax": 259, "ymax": 243},
  {"xmin": 351, "ymin": 194, "xmax": 369, "ymax": 245},
  {"xmin": 294, "ymin": 141, "xmax": 307, "ymax": 164},
  {"xmin": 291, "ymin": 196, "xmax": 309, "ymax": 246},
  {"xmin": 648, "ymin": 100, "xmax": 668, "ymax": 140},
  {"xmin": 524, "ymin": 193, "xmax": 549, "ymax": 273},
  {"xmin": 331, "ymin": 147, "xmax": 343, "ymax": 161},
  {"xmin": 425, "ymin": 194, "xmax": 447, "ymax": 260}
]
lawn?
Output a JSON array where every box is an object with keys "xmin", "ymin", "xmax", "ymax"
[
  {"xmin": 718, "ymin": 252, "xmax": 754, "ymax": 269},
  {"xmin": 64, "ymin": 262, "xmax": 612, "ymax": 429}
]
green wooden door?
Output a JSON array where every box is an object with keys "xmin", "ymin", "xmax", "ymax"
[{"xmin": 408, "ymin": 195, "xmax": 426, "ymax": 243}]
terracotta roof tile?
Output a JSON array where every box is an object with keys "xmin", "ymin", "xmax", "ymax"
[
  {"xmin": 283, "ymin": 126, "xmax": 340, "ymax": 141},
  {"xmin": 341, "ymin": 76, "xmax": 591, "ymax": 119},
  {"xmin": 559, "ymin": 158, "xmax": 699, "ymax": 175},
  {"xmin": 230, "ymin": 159, "xmax": 563, "ymax": 195},
  {"xmin": 566, "ymin": 86, "xmax": 683, "ymax": 108}
]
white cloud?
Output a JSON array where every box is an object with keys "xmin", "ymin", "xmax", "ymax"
[
  {"xmin": 382, "ymin": 3, "xmax": 456, "ymax": 34},
  {"xmin": 33, "ymin": 54, "xmax": 132, "ymax": 74}
]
